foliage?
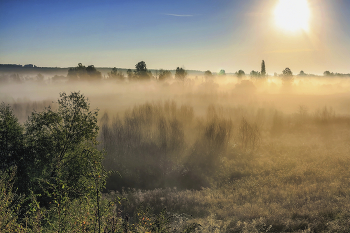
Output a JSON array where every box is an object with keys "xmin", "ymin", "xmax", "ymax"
[
  {"xmin": 126, "ymin": 69, "xmax": 133, "ymax": 80},
  {"xmin": 0, "ymin": 103, "xmax": 31, "ymax": 196},
  {"xmin": 175, "ymin": 67, "xmax": 187, "ymax": 81},
  {"xmin": 0, "ymin": 103, "xmax": 24, "ymax": 170},
  {"xmin": 0, "ymin": 92, "xmax": 111, "ymax": 232},
  {"xmin": 324, "ymin": 71, "xmax": 332, "ymax": 76},
  {"xmin": 101, "ymin": 102, "xmax": 191, "ymax": 190},
  {"xmin": 250, "ymin": 70, "xmax": 260, "ymax": 77},
  {"xmin": 24, "ymin": 92, "xmax": 105, "ymax": 207},
  {"xmin": 236, "ymin": 70, "xmax": 245, "ymax": 78},
  {"xmin": 134, "ymin": 61, "xmax": 152, "ymax": 80},
  {"xmin": 261, "ymin": 60, "xmax": 266, "ymax": 76},
  {"xmin": 158, "ymin": 69, "xmax": 172, "ymax": 81},
  {"xmin": 108, "ymin": 67, "xmax": 125, "ymax": 81},
  {"xmin": 0, "ymin": 168, "xmax": 24, "ymax": 232},
  {"xmin": 204, "ymin": 70, "xmax": 213, "ymax": 79},
  {"xmin": 218, "ymin": 69, "xmax": 226, "ymax": 76},
  {"xmin": 299, "ymin": 70, "xmax": 306, "ymax": 76},
  {"xmin": 67, "ymin": 63, "xmax": 102, "ymax": 81},
  {"xmin": 282, "ymin": 67, "xmax": 294, "ymax": 86},
  {"xmin": 282, "ymin": 67, "xmax": 293, "ymax": 76},
  {"xmin": 238, "ymin": 118, "xmax": 260, "ymax": 151}
]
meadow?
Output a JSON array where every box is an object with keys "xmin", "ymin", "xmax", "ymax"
[{"xmin": 1, "ymin": 74, "xmax": 350, "ymax": 232}]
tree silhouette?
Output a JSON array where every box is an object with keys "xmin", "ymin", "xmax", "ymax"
[
  {"xmin": 323, "ymin": 71, "xmax": 333, "ymax": 76},
  {"xmin": 261, "ymin": 60, "xmax": 266, "ymax": 77},
  {"xmin": 135, "ymin": 61, "xmax": 147, "ymax": 72},
  {"xmin": 134, "ymin": 61, "xmax": 151, "ymax": 80},
  {"xmin": 282, "ymin": 67, "xmax": 292, "ymax": 76},
  {"xmin": 68, "ymin": 63, "xmax": 86, "ymax": 81},
  {"xmin": 250, "ymin": 70, "xmax": 260, "ymax": 77},
  {"xmin": 204, "ymin": 70, "xmax": 213, "ymax": 79},
  {"xmin": 218, "ymin": 69, "xmax": 226, "ymax": 76},
  {"xmin": 108, "ymin": 67, "xmax": 125, "ymax": 81},
  {"xmin": 282, "ymin": 67, "xmax": 293, "ymax": 86},
  {"xmin": 127, "ymin": 69, "xmax": 133, "ymax": 80},
  {"xmin": 236, "ymin": 70, "xmax": 245, "ymax": 78},
  {"xmin": 68, "ymin": 63, "xmax": 102, "ymax": 81},
  {"xmin": 158, "ymin": 69, "xmax": 172, "ymax": 81},
  {"xmin": 299, "ymin": 70, "xmax": 306, "ymax": 76},
  {"xmin": 86, "ymin": 65, "xmax": 102, "ymax": 80},
  {"xmin": 175, "ymin": 67, "xmax": 187, "ymax": 81}
]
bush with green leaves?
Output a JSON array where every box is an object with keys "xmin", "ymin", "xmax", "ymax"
[
  {"xmin": 1, "ymin": 92, "xmax": 108, "ymax": 232},
  {"xmin": 24, "ymin": 92, "xmax": 105, "ymax": 207}
]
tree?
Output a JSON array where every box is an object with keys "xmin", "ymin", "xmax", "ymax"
[
  {"xmin": 261, "ymin": 60, "xmax": 266, "ymax": 77},
  {"xmin": 236, "ymin": 70, "xmax": 245, "ymax": 78},
  {"xmin": 282, "ymin": 67, "xmax": 294, "ymax": 86},
  {"xmin": 250, "ymin": 70, "xmax": 260, "ymax": 77},
  {"xmin": 134, "ymin": 61, "xmax": 152, "ymax": 80},
  {"xmin": 0, "ymin": 103, "xmax": 23, "ymax": 170},
  {"xmin": 324, "ymin": 71, "xmax": 333, "ymax": 77},
  {"xmin": 68, "ymin": 63, "xmax": 102, "ymax": 81},
  {"xmin": 158, "ymin": 70, "xmax": 172, "ymax": 81},
  {"xmin": 282, "ymin": 67, "xmax": 293, "ymax": 76},
  {"xmin": 108, "ymin": 67, "xmax": 125, "ymax": 81},
  {"xmin": 86, "ymin": 65, "xmax": 102, "ymax": 81},
  {"xmin": 24, "ymin": 92, "xmax": 105, "ymax": 206},
  {"xmin": 67, "ymin": 63, "xmax": 86, "ymax": 81},
  {"xmin": 127, "ymin": 69, "xmax": 134, "ymax": 80},
  {"xmin": 299, "ymin": 70, "xmax": 306, "ymax": 76},
  {"xmin": 175, "ymin": 67, "xmax": 187, "ymax": 81},
  {"xmin": 0, "ymin": 104, "xmax": 30, "ymax": 195},
  {"xmin": 218, "ymin": 69, "xmax": 226, "ymax": 76},
  {"xmin": 204, "ymin": 70, "xmax": 213, "ymax": 79}
]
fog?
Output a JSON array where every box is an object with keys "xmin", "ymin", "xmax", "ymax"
[
  {"xmin": 1, "ymin": 75, "xmax": 350, "ymax": 122},
  {"xmin": 2, "ymin": 72, "xmax": 350, "ymax": 231}
]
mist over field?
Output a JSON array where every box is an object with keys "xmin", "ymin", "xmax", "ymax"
[
  {"xmin": 1, "ymin": 66, "xmax": 350, "ymax": 231},
  {"xmin": 2, "ymin": 0, "xmax": 350, "ymax": 231},
  {"xmin": 1, "ymin": 74, "xmax": 350, "ymax": 120}
]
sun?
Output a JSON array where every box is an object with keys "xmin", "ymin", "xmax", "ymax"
[{"xmin": 274, "ymin": 0, "xmax": 311, "ymax": 32}]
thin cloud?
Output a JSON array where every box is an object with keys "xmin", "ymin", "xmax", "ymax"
[
  {"xmin": 266, "ymin": 49, "xmax": 315, "ymax": 54},
  {"xmin": 162, "ymin": 13, "xmax": 194, "ymax": 17}
]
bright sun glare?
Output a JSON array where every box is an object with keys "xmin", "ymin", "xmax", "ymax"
[{"xmin": 274, "ymin": 0, "xmax": 310, "ymax": 32}]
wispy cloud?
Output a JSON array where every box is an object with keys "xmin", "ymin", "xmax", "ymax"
[
  {"xmin": 266, "ymin": 49, "xmax": 315, "ymax": 54},
  {"xmin": 162, "ymin": 13, "xmax": 194, "ymax": 17}
]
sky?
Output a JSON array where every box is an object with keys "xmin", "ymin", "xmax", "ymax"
[{"xmin": 0, "ymin": 0, "xmax": 350, "ymax": 75}]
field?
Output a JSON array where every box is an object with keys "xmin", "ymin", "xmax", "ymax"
[{"xmin": 1, "ymin": 75, "xmax": 350, "ymax": 232}]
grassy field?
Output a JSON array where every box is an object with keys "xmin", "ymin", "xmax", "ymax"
[{"xmin": 1, "ymin": 76, "xmax": 350, "ymax": 232}]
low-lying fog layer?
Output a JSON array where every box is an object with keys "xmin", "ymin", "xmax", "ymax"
[
  {"xmin": 2, "ymin": 75, "xmax": 350, "ymax": 231},
  {"xmin": 1, "ymin": 76, "xmax": 350, "ymax": 122}
]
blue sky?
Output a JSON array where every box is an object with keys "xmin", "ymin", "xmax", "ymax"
[{"xmin": 1, "ymin": 0, "xmax": 350, "ymax": 74}]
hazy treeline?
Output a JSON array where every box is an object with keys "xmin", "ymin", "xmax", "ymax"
[{"xmin": 1, "ymin": 60, "xmax": 350, "ymax": 84}]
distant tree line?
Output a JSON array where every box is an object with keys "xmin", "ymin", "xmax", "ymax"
[
  {"xmin": 2, "ymin": 60, "xmax": 350, "ymax": 84},
  {"xmin": 67, "ymin": 63, "xmax": 102, "ymax": 81}
]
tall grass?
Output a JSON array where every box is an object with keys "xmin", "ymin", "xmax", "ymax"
[
  {"xmin": 2, "ymin": 77, "xmax": 350, "ymax": 231},
  {"xmin": 96, "ymin": 100, "xmax": 350, "ymax": 232}
]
